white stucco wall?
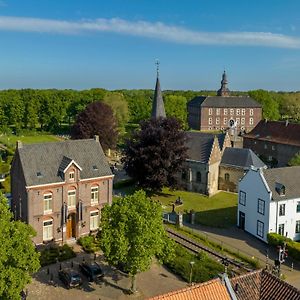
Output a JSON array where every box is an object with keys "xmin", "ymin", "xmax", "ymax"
[
  {"xmin": 238, "ymin": 168, "xmax": 271, "ymax": 242},
  {"xmin": 270, "ymin": 198, "xmax": 300, "ymax": 241}
]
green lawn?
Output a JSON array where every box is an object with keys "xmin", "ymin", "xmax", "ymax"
[
  {"xmin": 152, "ymin": 188, "xmax": 238, "ymax": 228},
  {"xmin": 0, "ymin": 134, "xmax": 62, "ymax": 148}
]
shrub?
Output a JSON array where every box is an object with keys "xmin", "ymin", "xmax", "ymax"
[
  {"xmin": 77, "ymin": 235, "xmax": 100, "ymax": 253},
  {"xmin": 40, "ymin": 244, "xmax": 76, "ymax": 267},
  {"xmin": 164, "ymin": 244, "xmax": 224, "ymax": 283}
]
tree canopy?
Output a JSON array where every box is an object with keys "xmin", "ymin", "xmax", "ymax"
[
  {"xmin": 100, "ymin": 190, "xmax": 174, "ymax": 293},
  {"xmin": 122, "ymin": 117, "xmax": 188, "ymax": 192},
  {"xmin": 0, "ymin": 194, "xmax": 40, "ymax": 299},
  {"xmin": 70, "ymin": 101, "xmax": 118, "ymax": 151}
]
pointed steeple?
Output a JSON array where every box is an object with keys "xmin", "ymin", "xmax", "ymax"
[
  {"xmin": 217, "ymin": 70, "xmax": 230, "ymax": 97},
  {"xmin": 151, "ymin": 60, "xmax": 166, "ymax": 119}
]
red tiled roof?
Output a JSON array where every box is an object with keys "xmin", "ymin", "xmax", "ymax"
[
  {"xmin": 148, "ymin": 278, "xmax": 231, "ymax": 300},
  {"xmin": 230, "ymin": 269, "xmax": 300, "ymax": 300},
  {"xmin": 243, "ymin": 120, "xmax": 300, "ymax": 147}
]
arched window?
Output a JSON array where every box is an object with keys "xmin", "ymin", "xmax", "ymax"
[
  {"xmin": 196, "ymin": 172, "xmax": 201, "ymax": 182},
  {"xmin": 43, "ymin": 218, "xmax": 53, "ymax": 241},
  {"xmin": 90, "ymin": 210, "xmax": 99, "ymax": 231},
  {"xmin": 225, "ymin": 173, "xmax": 230, "ymax": 181},
  {"xmin": 68, "ymin": 189, "xmax": 76, "ymax": 208},
  {"xmin": 91, "ymin": 186, "xmax": 99, "ymax": 205}
]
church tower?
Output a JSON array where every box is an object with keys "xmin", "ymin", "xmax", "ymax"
[
  {"xmin": 151, "ymin": 60, "xmax": 166, "ymax": 119},
  {"xmin": 217, "ymin": 71, "xmax": 230, "ymax": 97}
]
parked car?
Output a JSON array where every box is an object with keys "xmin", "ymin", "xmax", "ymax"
[
  {"xmin": 79, "ymin": 261, "xmax": 103, "ymax": 282},
  {"xmin": 58, "ymin": 268, "xmax": 82, "ymax": 289}
]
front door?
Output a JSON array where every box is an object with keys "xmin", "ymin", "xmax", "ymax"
[
  {"xmin": 66, "ymin": 213, "xmax": 76, "ymax": 239},
  {"xmin": 239, "ymin": 211, "xmax": 245, "ymax": 230}
]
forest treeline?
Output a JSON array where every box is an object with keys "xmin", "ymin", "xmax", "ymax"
[{"xmin": 0, "ymin": 88, "xmax": 299, "ymax": 134}]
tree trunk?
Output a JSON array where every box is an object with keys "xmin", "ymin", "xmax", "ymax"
[{"xmin": 130, "ymin": 274, "xmax": 137, "ymax": 294}]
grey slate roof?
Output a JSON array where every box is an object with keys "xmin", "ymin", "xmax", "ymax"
[
  {"xmin": 188, "ymin": 95, "xmax": 261, "ymax": 108},
  {"xmin": 221, "ymin": 148, "xmax": 266, "ymax": 169},
  {"xmin": 151, "ymin": 76, "xmax": 166, "ymax": 118},
  {"xmin": 263, "ymin": 166, "xmax": 300, "ymax": 201},
  {"xmin": 17, "ymin": 138, "xmax": 112, "ymax": 187},
  {"xmin": 185, "ymin": 131, "xmax": 225, "ymax": 163}
]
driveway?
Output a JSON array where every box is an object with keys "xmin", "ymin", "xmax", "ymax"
[
  {"xmin": 27, "ymin": 251, "xmax": 186, "ymax": 300},
  {"xmin": 184, "ymin": 223, "xmax": 300, "ymax": 289}
]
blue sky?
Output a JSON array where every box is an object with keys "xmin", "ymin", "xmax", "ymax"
[{"xmin": 1, "ymin": 0, "xmax": 300, "ymax": 91}]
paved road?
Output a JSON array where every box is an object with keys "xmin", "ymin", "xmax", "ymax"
[{"xmin": 184, "ymin": 222, "xmax": 300, "ymax": 289}]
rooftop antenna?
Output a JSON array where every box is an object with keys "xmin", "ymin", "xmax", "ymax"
[{"xmin": 155, "ymin": 59, "xmax": 160, "ymax": 78}]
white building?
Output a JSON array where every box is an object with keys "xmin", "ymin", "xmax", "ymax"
[{"xmin": 237, "ymin": 166, "xmax": 300, "ymax": 242}]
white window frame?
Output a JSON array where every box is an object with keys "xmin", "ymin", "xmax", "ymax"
[
  {"xmin": 208, "ymin": 108, "xmax": 212, "ymax": 115},
  {"xmin": 68, "ymin": 190, "xmax": 76, "ymax": 208},
  {"xmin": 208, "ymin": 117, "xmax": 212, "ymax": 125},
  {"xmin": 90, "ymin": 210, "xmax": 99, "ymax": 231},
  {"xmin": 236, "ymin": 109, "xmax": 240, "ymax": 115},
  {"xmin": 43, "ymin": 219, "xmax": 53, "ymax": 241},
  {"xmin": 230, "ymin": 109, "xmax": 234, "ymax": 116},
  {"xmin": 249, "ymin": 118, "xmax": 254, "ymax": 125},
  {"xmin": 216, "ymin": 117, "xmax": 220, "ymax": 125},
  {"xmin": 216, "ymin": 108, "xmax": 220, "ymax": 115},
  {"xmin": 44, "ymin": 193, "xmax": 52, "ymax": 214},
  {"xmin": 69, "ymin": 171, "xmax": 75, "ymax": 180},
  {"xmin": 250, "ymin": 109, "xmax": 254, "ymax": 116},
  {"xmin": 223, "ymin": 109, "xmax": 228, "ymax": 115},
  {"xmin": 223, "ymin": 117, "xmax": 227, "ymax": 125},
  {"xmin": 242, "ymin": 109, "xmax": 246, "ymax": 115},
  {"xmin": 91, "ymin": 186, "xmax": 99, "ymax": 205},
  {"xmin": 257, "ymin": 220, "xmax": 264, "ymax": 238},
  {"xmin": 236, "ymin": 117, "xmax": 240, "ymax": 125},
  {"xmin": 241, "ymin": 118, "xmax": 245, "ymax": 125}
]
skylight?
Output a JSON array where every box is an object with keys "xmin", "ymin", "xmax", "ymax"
[
  {"xmin": 36, "ymin": 171, "xmax": 43, "ymax": 177},
  {"xmin": 93, "ymin": 165, "xmax": 98, "ymax": 170}
]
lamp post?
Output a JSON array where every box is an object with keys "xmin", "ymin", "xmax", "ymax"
[{"xmin": 189, "ymin": 261, "xmax": 195, "ymax": 285}]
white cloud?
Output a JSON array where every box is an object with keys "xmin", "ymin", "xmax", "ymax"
[{"xmin": 0, "ymin": 15, "xmax": 300, "ymax": 49}]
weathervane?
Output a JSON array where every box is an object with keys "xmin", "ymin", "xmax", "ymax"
[{"xmin": 155, "ymin": 59, "xmax": 160, "ymax": 77}]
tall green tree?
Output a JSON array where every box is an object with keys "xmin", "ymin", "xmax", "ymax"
[
  {"xmin": 164, "ymin": 95, "xmax": 188, "ymax": 129},
  {"xmin": 100, "ymin": 190, "xmax": 174, "ymax": 293},
  {"xmin": 0, "ymin": 195, "xmax": 40, "ymax": 299},
  {"xmin": 123, "ymin": 117, "xmax": 188, "ymax": 192},
  {"xmin": 248, "ymin": 90, "xmax": 280, "ymax": 120}
]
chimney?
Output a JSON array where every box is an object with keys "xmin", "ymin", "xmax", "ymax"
[
  {"xmin": 94, "ymin": 135, "xmax": 99, "ymax": 142},
  {"xmin": 16, "ymin": 141, "xmax": 23, "ymax": 149},
  {"xmin": 285, "ymin": 120, "xmax": 289, "ymax": 127}
]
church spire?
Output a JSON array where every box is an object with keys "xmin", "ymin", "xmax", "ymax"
[
  {"xmin": 217, "ymin": 70, "xmax": 230, "ymax": 97},
  {"xmin": 151, "ymin": 60, "xmax": 166, "ymax": 119}
]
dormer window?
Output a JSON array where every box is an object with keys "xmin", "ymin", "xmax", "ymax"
[
  {"xmin": 275, "ymin": 183, "xmax": 285, "ymax": 196},
  {"xmin": 69, "ymin": 171, "xmax": 75, "ymax": 180}
]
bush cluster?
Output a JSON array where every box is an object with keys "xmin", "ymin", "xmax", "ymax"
[
  {"xmin": 164, "ymin": 244, "xmax": 224, "ymax": 283},
  {"xmin": 39, "ymin": 244, "xmax": 76, "ymax": 267},
  {"xmin": 267, "ymin": 233, "xmax": 300, "ymax": 261},
  {"xmin": 77, "ymin": 235, "xmax": 100, "ymax": 253}
]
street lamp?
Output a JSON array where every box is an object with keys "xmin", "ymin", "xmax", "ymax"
[{"xmin": 189, "ymin": 261, "xmax": 195, "ymax": 285}]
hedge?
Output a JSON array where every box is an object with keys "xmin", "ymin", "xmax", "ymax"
[
  {"xmin": 40, "ymin": 244, "xmax": 76, "ymax": 267},
  {"xmin": 267, "ymin": 233, "xmax": 300, "ymax": 261}
]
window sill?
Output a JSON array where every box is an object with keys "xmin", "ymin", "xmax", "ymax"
[{"xmin": 44, "ymin": 210, "xmax": 53, "ymax": 215}]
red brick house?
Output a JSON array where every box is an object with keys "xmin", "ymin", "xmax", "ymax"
[
  {"xmin": 11, "ymin": 136, "xmax": 113, "ymax": 245},
  {"xmin": 243, "ymin": 120, "xmax": 300, "ymax": 167},
  {"xmin": 188, "ymin": 72, "xmax": 262, "ymax": 133}
]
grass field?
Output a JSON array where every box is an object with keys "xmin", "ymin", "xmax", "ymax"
[
  {"xmin": 152, "ymin": 188, "xmax": 237, "ymax": 228},
  {"xmin": 0, "ymin": 134, "xmax": 62, "ymax": 149}
]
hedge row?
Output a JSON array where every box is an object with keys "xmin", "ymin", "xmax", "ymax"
[{"xmin": 267, "ymin": 233, "xmax": 300, "ymax": 261}]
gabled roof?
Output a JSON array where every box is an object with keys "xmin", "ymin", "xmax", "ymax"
[
  {"xmin": 58, "ymin": 156, "xmax": 82, "ymax": 173},
  {"xmin": 230, "ymin": 269, "xmax": 300, "ymax": 300},
  {"xmin": 221, "ymin": 148, "xmax": 266, "ymax": 169},
  {"xmin": 262, "ymin": 166, "xmax": 300, "ymax": 201},
  {"xmin": 188, "ymin": 96, "xmax": 261, "ymax": 108},
  {"xmin": 185, "ymin": 132, "xmax": 225, "ymax": 163},
  {"xmin": 16, "ymin": 138, "xmax": 112, "ymax": 187},
  {"xmin": 243, "ymin": 120, "xmax": 300, "ymax": 147},
  {"xmin": 152, "ymin": 76, "xmax": 166, "ymax": 118},
  {"xmin": 148, "ymin": 278, "xmax": 231, "ymax": 300}
]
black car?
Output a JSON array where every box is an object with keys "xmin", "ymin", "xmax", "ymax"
[
  {"xmin": 58, "ymin": 268, "xmax": 83, "ymax": 289},
  {"xmin": 79, "ymin": 261, "xmax": 104, "ymax": 282}
]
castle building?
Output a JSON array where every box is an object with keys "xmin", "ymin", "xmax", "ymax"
[{"xmin": 187, "ymin": 72, "xmax": 262, "ymax": 133}]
